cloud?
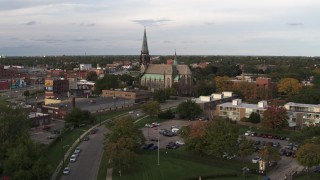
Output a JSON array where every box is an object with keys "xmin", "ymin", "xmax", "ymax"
[
  {"xmin": 287, "ymin": 23, "xmax": 304, "ymax": 26},
  {"xmin": 24, "ymin": 21, "xmax": 37, "ymax": 25},
  {"xmin": 163, "ymin": 40, "xmax": 173, "ymax": 44},
  {"xmin": 131, "ymin": 19, "xmax": 171, "ymax": 27},
  {"xmin": 79, "ymin": 23, "xmax": 95, "ymax": 27}
]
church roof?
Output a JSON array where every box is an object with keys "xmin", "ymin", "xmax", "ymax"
[
  {"xmin": 176, "ymin": 65, "xmax": 192, "ymax": 75},
  {"xmin": 144, "ymin": 64, "xmax": 192, "ymax": 76},
  {"xmin": 141, "ymin": 28, "xmax": 149, "ymax": 54},
  {"xmin": 145, "ymin": 64, "xmax": 173, "ymax": 75}
]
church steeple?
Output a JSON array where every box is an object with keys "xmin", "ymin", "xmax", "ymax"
[
  {"xmin": 141, "ymin": 27, "xmax": 149, "ymax": 54},
  {"xmin": 173, "ymin": 49, "xmax": 178, "ymax": 66},
  {"xmin": 140, "ymin": 27, "xmax": 150, "ymax": 75}
]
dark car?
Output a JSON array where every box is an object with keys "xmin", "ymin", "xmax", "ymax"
[
  {"xmin": 279, "ymin": 136, "xmax": 286, "ymax": 140},
  {"xmin": 273, "ymin": 135, "xmax": 280, "ymax": 139},
  {"xmin": 286, "ymin": 151, "xmax": 293, "ymax": 157},
  {"xmin": 83, "ymin": 136, "xmax": 90, "ymax": 141},
  {"xmin": 163, "ymin": 132, "xmax": 174, "ymax": 137},
  {"xmin": 279, "ymin": 149, "xmax": 286, "ymax": 156},
  {"xmin": 251, "ymin": 132, "xmax": 258, "ymax": 136},
  {"xmin": 150, "ymin": 138, "xmax": 159, "ymax": 142},
  {"xmin": 143, "ymin": 143, "xmax": 154, "ymax": 150},
  {"xmin": 149, "ymin": 146, "xmax": 158, "ymax": 150},
  {"xmin": 314, "ymin": 166, "xmax": 320, "ymax": 173},
  {"xmin": 166, "ymin": 142, "xmax": 178, "ymax": 149},
  {"xmin": 268, "ymin": 161, "xmax": 277, "ymax": 167},
  {"xmin": 254, "ymin": 140, "xmax": 261, "ymax": 146}
]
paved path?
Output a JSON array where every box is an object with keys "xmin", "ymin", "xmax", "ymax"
[{"xmin": 106, "ymin": 168, "xmax": 113, "ymax": 180}]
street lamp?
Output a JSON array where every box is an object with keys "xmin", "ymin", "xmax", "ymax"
[
  {"xmin": 62, "ymin": 144, "xmax": 70, "ymax": 168},
  {"xmin": 157, "ymin": 123, "xmax": 160, "ymax": 166}
]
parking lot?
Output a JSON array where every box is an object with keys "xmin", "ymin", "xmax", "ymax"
[
  {"xmin": 141, "ymin": 120, "xmax": 192, "ymax": 149},
  {"xmin": 30, "ymin": 119, "xmax": 65, "ymax": 144}
]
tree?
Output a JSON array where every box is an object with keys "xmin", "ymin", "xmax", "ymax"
[
  {"xmin": 141, "ymin": 101, "xmax": 160, "ymax": 117},
  {"xmin": 94, "ymin": 74, "xmax": 119, "ymax": 94},
  {"xmin": 203, "ymin": 120, "xmax": 239, "ymax": 159},
  {"xmin": 193, "ymin": 80, "xmax": 216, "ymax": 97},
  {"xmin": 153, "ymin": 89, "xmax": 169, "ymax": 103},
  {"xmin": 23, "ymin": 90, "xmax": 30, "ymax": 103},
  {"xmin": 119, "ymin": 74, "xmax": 134, "ymax": 86},
  {"xmin": 296, "ymin": 143, "xmax": 320, "ymax": 173},
  {"xmin": 261, "ymin": 105, "xmax": 288, "ymax": 130},
  {"xmin": 214, "ymin": 76, "xmax": 230, "ymax": 92},
  {"xmin": 238, "ymin": 136, "xmax": 254, "ymax": 163},
  {"xmin": 177, "ymin": 100, "xmax": 202, "ymax": 120},
  {"xmin": 259, "ymin": 144, "xmax": 281, "ymax": 163},
  {"xmin": 104, "ymin": 116, "xmax": 145, "ymax": 171},
  {"xmin": 64, "ymin": 108, "xmax": 95, "ymax": 128},
  {"xmin": 248, "ymin": 112, "xmax": 261, "ymax": 124},
  {"xmin": 183, "ymin": 119, "xmax": 239, "ymax": 158},
  {"xmin": 277, "ymin": 78, "xmax": 302, "ymax": 96},
  {"xmin": 86, "ymin": 71, "xmax": 98, "ymax": 82},
  {"xmin": 158, "ymin": 109, "xmax": 175, "ymax": 119}
]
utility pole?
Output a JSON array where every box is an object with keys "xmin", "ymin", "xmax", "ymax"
[{"xmin": 157, "ymin": 123, "xmax": 160, "ymax": 166}]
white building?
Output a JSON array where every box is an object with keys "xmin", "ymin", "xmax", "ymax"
[
  {"xmin": 79, "ymin": 64, "xmax": 92, "ymax": 71},
  {"xmin": 284, "ymin": 102, "xmax": 320, "ymax": 128}
]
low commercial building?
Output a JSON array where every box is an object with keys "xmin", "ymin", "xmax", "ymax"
[
  {"xmin": 101, "ymin": 89, "xmax": 150, "ymax": 103},
  {"xmin": 216, "ymin": 99, "xmax": 268, "ymax": 121},
  {"xmin": 284, "ymin": 102, "xmax": 320, "ymax": 128},
  {"xmin": 29, "ymin": 112, "xmax": 51, "ymax": 127}
]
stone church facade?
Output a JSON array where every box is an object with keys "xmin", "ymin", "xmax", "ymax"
[{"xmin": 139, "ymin": 29, "xmax": 193, "ymax": 95}]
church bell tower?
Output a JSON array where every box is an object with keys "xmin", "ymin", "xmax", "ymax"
[{"xmin": 140, "ymin": 28, "xmax": 150, "ymax": 74}]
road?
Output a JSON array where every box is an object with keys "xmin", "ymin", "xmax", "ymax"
[{"xmin": 61, "ymin": 125, "xmax": 107, "ymax": 180}]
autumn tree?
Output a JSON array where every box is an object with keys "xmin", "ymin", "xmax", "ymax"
[
  {"xmin": 277, "ymin": 78, "xmax": 302, "ymax": 96},
  {"xmin": 262, "ymin": 105, "xmax": 288, "ymax": 130},
  {"xmin": 259, "ymin": 145, "xmax": 281, "ymax": 163},
  {"xmin": 214, "ymin": 76, "xmax": 230, "ymax": 92},
  {"xmin": 182, "ymin": 121, "xmax": 207, "ymax": 155},
  {"xmin": 104, "ymin": 116, "xmax": 145, "ymax": 171},
  {"xmin": 296, "ymin": 143, "xmax": 320, "ymax": 169},
  {"xmin": 141, "ymin": 100, "xmax": 160, "ymax": 117},
  {"xmin": 177, "ymin": 100, "xmax": 202, "ymax": 120}
]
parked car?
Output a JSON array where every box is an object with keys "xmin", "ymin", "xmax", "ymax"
[
  {"xmin": 285, "ymin": 151, "xmax": 293, "ymax": 157},
  {"xmin": 254, "ymin": 140, "xmax": 261, "ymax": 146},
  {"xmin": 149, "ymin": 146, "xmax": 158, "ymax": 150},
  {"xmin": 83, "ymin": 135, "xmax": 90, "ymax": 141},
  {"xmin": 314, "ymin": 166, "xmax": 320, "ymax": 173},
  {"xmin": 267, "ymin": 135, "xmax": 273, "ymax": 139},
  {"xmin": 166, "ymin": 142, "xmax": 178, "ymax": 149},
  {"xmin": 252, "ymin": 156, "xmax": 261, "ymax": 163},
  {"xmin": 151, "ymin": 122, "xmax": 160, "ymax": 126},
  {"xmin": 251, "ymin": 132, "xmax": 257, "ymax": 136},
  {"xmin": 47, "ymin": 134, "xmax": 57, "ymax": 139},
  {"xmin": 150, "ymin": 138, "xmax": 159, "ymax": 142},
  {"xmin": 273, "ymin": 135, "xmax": 280, "ymax": 139},
  {"xmin": 273, "ymin": 142, "xmax": 280, "ymax": 148},
  {"xmin": 70, "ymin": 154, "xmax": 77, "ymax": 162},
  {"xmin": 268, "ymin": 161, "xmax": 277, "ymax": 167},
  {"xmin": 163, "ymin": 131, "xmax": 174, "ymax": 137},
  {"xmin": 244, "ymin": 131, "xmax": 253, "ymax": 136},
  {"xmin": 74, "ymin": 147, "xmax": 81, "ymax": 155},
  {"xmin": 63, "ymin": 167, "xmax": 70, "ymax": 175},
  {"xmin": 159, "ymin": 129, "xmax": 168, "ymax": 134},
  {"xmin": 279, "ymin": 136, "xmax": 286, "ymax": 140},
  {"xmin": 143, "ymin": 143, "xmax": 154, "ymax": 150},
  {"xmin": 175, "ymin": 140, "xmax": 185, "ymax": 146},
  {"xmin": 279, "ymin": 149, "xmax": 286, "ymax": 156},
  {"xmin": 145, "ymin": 123, "xmax": 155, "ymax": 128}
]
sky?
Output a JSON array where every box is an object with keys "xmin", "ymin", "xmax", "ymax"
[{"xmin": 0, "ymin": 0, "xmax": 319, "ymax": 56}]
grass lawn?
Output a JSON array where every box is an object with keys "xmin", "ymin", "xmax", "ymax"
[
  {"xmin": 110, "ymin": 149, "xmax": 260, "ymax": 180},
  {"xmin": 97, "ymin": 149, "xmax": 109, "ymax": 180}
]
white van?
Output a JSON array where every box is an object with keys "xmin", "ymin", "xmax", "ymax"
[{"xmin": 171, "ymin": 128, "xmax": 180, "ymax": 133}]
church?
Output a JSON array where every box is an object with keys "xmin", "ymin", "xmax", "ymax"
[{"xmin": 139, "ymin": 29, "xmax": 193, "ymax": 95}]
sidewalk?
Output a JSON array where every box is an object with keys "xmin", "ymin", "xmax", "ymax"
[{"xmin": 106, "ymin": 168, "xmax": 113, "ymax": 180}]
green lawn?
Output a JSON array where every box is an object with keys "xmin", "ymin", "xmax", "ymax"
[{"xmin": 110, "ymin": 150, "xmax": 260, "ymax": 180}]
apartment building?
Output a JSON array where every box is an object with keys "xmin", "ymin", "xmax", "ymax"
[
  {"xmin": 284, "ymin": 102, "xmax": 320, "ymax": 128},
  {"xmin": 216, "ymin": 99, "xmax": 268, "ymax": 121}
]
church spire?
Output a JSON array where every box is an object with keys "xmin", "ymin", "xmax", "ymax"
[
  {"xmin": 173, "ymin": 49, "xmax": 178, "ymax": 66},
  {"xmin": 141, "ymin": 27, "xmax": 149, "ymax": 54}
]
